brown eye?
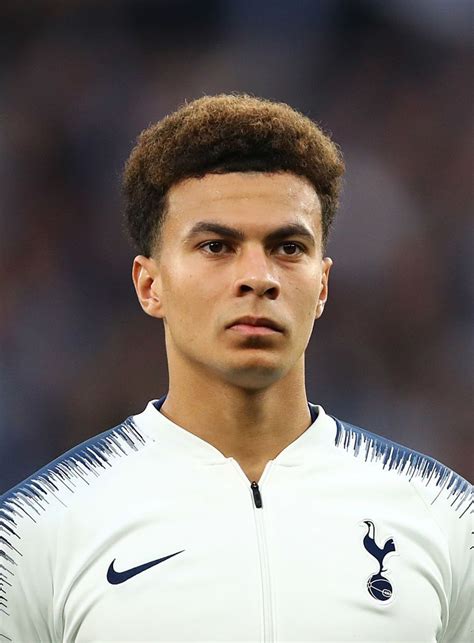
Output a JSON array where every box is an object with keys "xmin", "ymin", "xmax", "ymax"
[
  {"xmin": 281, "ymin": 243, "xmax": 301, "ymax": 255},
  {"xmin": 200, "ymin": 241, "xmax": 229, "ymax": 254},
  {"xmin": 199, "ymin": 240, "xmax": 305, "ymax": 256}
]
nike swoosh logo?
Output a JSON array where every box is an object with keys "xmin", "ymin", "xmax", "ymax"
[{"xmin": 107, "ymin": 550, "xmax": 185, "ymax": 585}]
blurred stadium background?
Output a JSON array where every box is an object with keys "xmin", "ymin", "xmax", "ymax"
[{"xmin": 1, "ymin": 0, "xmax": 472, "ymax": 491}]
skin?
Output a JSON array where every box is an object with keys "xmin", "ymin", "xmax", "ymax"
[{"xmin": 132, "ymin": 172, "xmax": 332, "ymax": 482}]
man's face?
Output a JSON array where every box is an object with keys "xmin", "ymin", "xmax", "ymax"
[{"xmin": 133, "ymin": 172, "xmax": 332, "ymax": 390}]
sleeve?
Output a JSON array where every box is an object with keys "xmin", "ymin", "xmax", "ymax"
[
  {"xmin": 440, "ymin": 501, "xmax": 473, "ymax": 643},
  {"xmin": 408, "ymin": 464, "xmax": 472, "ymax": 643},
  {"xmin": 1, "ymin": 488, "xmax": 58, "ymax": 642}
]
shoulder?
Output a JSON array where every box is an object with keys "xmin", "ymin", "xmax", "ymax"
[
  {"xmin": 0, "ymin": 414, "xmax": 155, "ymax": 639},
  {"xmin": 0, "ymin": 415, "xmax": 150, "ymax": 551},
  {"xmin": 328, "ymin": 414, "xmax": 472, "ymax": 522}
]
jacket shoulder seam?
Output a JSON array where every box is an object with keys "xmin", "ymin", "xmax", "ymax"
[{"xmin": 330, "ymin": 415, "xmax": 472, "ymax": 517}]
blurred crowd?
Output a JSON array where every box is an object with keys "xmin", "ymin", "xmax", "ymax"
[{"xmin": 1, "ymin": 0, "xmax": 472, "ymax": 490}]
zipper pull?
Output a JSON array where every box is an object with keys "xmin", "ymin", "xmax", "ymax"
[{"xmin": 251, "ymin": 481, "xmax": 263, "ymax": 508}]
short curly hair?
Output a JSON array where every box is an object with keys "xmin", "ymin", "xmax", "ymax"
[{"xmin": 122, "ymin": 93, "xmax": 344, "ymax": 257}]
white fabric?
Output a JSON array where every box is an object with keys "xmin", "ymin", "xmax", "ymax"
[{"xmin": 1, "ymin": 399, "xmax": 472, "ymax": 642}]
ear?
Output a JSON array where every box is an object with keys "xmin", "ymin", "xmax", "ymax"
[
  {"xmin": 315, "ymin": 257, "xmax": 333, "ymax": 320},
  {"xmin": 131, "ymin": 255, "xmax": 165, "ymax": 319}
]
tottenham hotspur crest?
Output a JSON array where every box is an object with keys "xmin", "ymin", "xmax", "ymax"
[{"xmin": 362, "ymin": 520, "xmax": 396, "ymax": 602}]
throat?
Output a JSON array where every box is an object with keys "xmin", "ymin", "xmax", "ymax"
[{"xmin": 237, "ymin": 460, "xmax": 269, "ymax": 484}]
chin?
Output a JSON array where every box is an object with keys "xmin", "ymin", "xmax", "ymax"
[{"xmin": 221, "ymin": 362, "xmax": 287, "ymax": 389}]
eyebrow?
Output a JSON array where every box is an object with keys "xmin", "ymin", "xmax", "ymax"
[{"xmin": 183, "ymin": 220, "xmax": 316, "ymax": 247}]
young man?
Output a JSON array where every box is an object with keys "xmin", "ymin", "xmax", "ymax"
[{"xmin": 1, "ymin": 95, "xmax": 471, "ymax": 642}]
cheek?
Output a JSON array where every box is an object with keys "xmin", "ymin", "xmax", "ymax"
[
  {"xmin": 292, "ymin": 284, "xmax": 320, "ymax": 332},
  {"xmin": 292, "ymin": 278, "xmax": 318, "ymax": 307},
  {"xmin": 162, "ymin": 262, "xmax": 196, "ymax": 299},
  {"xmin": 163, "ymin": 266, "xmax": 217, "ymax": 326}
]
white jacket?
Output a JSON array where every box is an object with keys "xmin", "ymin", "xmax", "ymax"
[{"xmin": 1, "ymin": 396, "xmax": 472, "ymax": 642}]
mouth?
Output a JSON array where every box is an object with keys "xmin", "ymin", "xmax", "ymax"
[
  {"xmin": 228, "ymin": 324, "xmax": 281, "ymax": 336},
  {"xmin": 226, "ymin": 316, "xmax": 284, "ymax": 334}
]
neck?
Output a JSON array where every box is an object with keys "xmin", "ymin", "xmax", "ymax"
[{"xmin": 159, "ymin": 355, "xmax": 312, "ymax": 483}]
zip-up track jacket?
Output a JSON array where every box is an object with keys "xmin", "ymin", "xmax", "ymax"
[{"xmin": 1, "ymin": 396, "xmax": 472, "ymax": 642}]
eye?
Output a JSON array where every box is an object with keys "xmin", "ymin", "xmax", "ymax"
[
  {"xmin": 199, "ymin": 240, "xmax": 230, "ymax": 255},
  {"xmin": 199, "ymin": 240, "xmax": 306, "ymax": 256},
  {"xmin": 279, "ymin": 242, "xmax": 305, "ymax": 256}
]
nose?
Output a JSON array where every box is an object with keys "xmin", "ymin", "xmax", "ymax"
[{"xmin": 233, "ymin": 246, "xmax": 280, "ymax": 299}]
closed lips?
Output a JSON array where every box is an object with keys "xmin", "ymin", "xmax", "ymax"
[{"xmin": 227, "ymin": 316, "xmax": 283, "ymax": 332}]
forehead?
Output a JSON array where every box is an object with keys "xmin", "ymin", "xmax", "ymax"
[{"xmin": 164, "ymin": 172, "xmax": 321, "ymax": 231}]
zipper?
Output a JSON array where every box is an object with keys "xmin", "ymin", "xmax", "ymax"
[
  {"xmin": 228, "ymin": 458, "xmax": 275, "ymax": 643},
  {"xmin": 228, "ymin": 459, "xmax": 274, "ymax": 642},
  {"xmin": 251, "ymin": 479, "xmax": 274, "ymax": 642},
  {"xmin": 251, "ymin": 481, "xmax": 263, "ymax": 508}
]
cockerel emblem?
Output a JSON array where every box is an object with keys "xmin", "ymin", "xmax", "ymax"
[{"xmin": 362, "ymin": 520, "xmax": 396, "ymax": 602}]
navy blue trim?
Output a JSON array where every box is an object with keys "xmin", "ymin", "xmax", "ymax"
[
  {"xmin": 331, "ymin": 416, "xmax": 472, "ymax": 516},
  {"xmin": 0, "ymin": 417, "xmax": 146, "ymax": 628},
  {"xmin": 308, "ymin": 402, "xmax": 318, "ymax": 424},
  {"xmin": 153, "ymin": 394, "xmax": 167, "ymax": 412},
  {"xmin": 1, "ymin": 418, "xmax": 145, "ymax": 507}
]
